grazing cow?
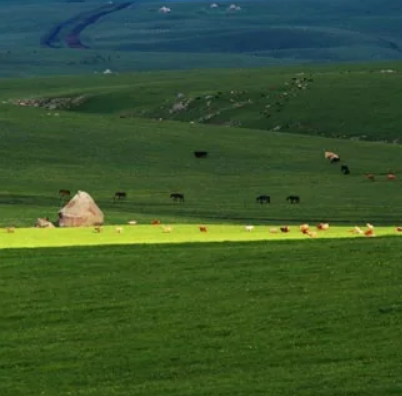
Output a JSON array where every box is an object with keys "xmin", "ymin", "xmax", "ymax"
[
  {"xmin": 366, "ymin": 174, "xmax": 375, "ymax": 181},
  {"xmin": 59, "ymin": 189, "xmax": 71, "ymax": 198},
  {"xmin": 299, "ymin": 224, "xmax": 309, "ymax": 234},
  {"xmin": 286, "ymin": 195, "xmax": 300, "ymax": 204},
  {"xmin": 387, "ymin": 173, "xmax": 396, "ymax": 181},
  {"xmin": 256, "ymin": 195, "xmax": 271, "ymax": 204},
  {"xmin": 317, "ymin": 223, "xmax": 329, "ymax": 230},
  {"xmin": 280, "ymin": 226, "xmax": 290, "ymax": 233},
  {"xmin": 365, "ymin": 229, "xmax": 375, "ymax": 237},
  {"xmin": 194, "ymin": 151, "xmax": 208, "ymax": 158},
  {"xmin": 114, "ymin": 191, "xmax": 127, "ymax": 202},
  {"xmin": 325, "ymin": 151, "xmax": 340, "ymax": 163},
  {"xmin": 341, "ymin": 165, "xmax": 350, "ymax": 175},
  {"xmin": 152, "ymin": 219, "xmax": 161, "ymax": 225},
  {"xmin": 162, "ymin": 225, "xmax": 172, "ymax": 233},
  {"xmin": 6, "ymin": 227, "xmax": 15, "ymax": 233},
  {"xmin": 199, "ymin": 226, "xmax": 208, "ymax": 232},
  {"xmin": 170, "ymin": 193, "xmax": 185, "ymax": 202},
  {"xmin": 115, "ymin": 227, "xmax": 123, "ymax": 233},
  {"xmin": 352, "ymin": 226, "xmax": 364, "ymax": 234},
  {"xmin": 94, "ymin": 226, "xmax": 103, "ymax": 233},
  {"xmin": 245, "ymin": 225, "xmax": 254, "ymax": 232}
]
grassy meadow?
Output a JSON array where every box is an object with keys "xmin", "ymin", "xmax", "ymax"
[
  {"xmin": 1, "ymin": 61, "xmax": 402, "ymax": 395},
  {"xmin": 2, "ymin": 239, "xmax": 402, "ymax": 396},
  {"xmin": 1, "ymin": 66, "xmax": 402, "ymax": 227}
]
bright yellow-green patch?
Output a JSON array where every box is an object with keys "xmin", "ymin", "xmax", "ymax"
[{"xmin": 0, "ymin": 224, "xmax": 399, "ymax": 249}]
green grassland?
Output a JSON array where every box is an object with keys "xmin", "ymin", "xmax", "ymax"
[
  {"xmin": 2, "ymin": 239, "xmax": 402, "ymax": 396},
  {"xmin": 1, "ymin": 0, "xmax": 402, "ymax": 77},
  {"xmin": 2, "ymin": 65, "xmax": 402, "ymax": 228},
  {"xmin": 2, "ymin": 59, "xmax": 402, "ymax": 395}
]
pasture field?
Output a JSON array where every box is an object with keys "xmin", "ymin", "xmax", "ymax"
[
  {"xmin": 0, "ymin": 224, "xmax": 399, "ymax": 249},
  {"xmin": 1, "ymin": 66, "xmax": 402, "ymax": 228},
  {"xmin": 1, "ymin": 0, "xmax": 402, "ymax": 77},
  {"xmin": 1, "ymin": 61, "xmax": 402, "ymax": 395},
  {"xmin": 2, "ymin": 239, "xmax": 402, "ymax": 396}
]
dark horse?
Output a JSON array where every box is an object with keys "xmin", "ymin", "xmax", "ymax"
[
  {"xmin": 59, "ymin": 189, "xmax": 71, "ymax": 198},
  {"xmin": 170, "ymin": 193, "xmax": 185, "ymax": 202},
  {"xmin": 286, "ymin": 195, "xmax": 300, "ymax": 204},
  {"xmin": 114, "ymin": 191, "xmax": 127, "ymax": 202},
  {"xmin": 341, "ymin": 165, "xmax": 350, "ymax": 175},
  {"xmin": 194, "ymin": 151, "xmax": 208, "ymax": 158},
  {"xmin": 256, "ymin": 195, "xmax": 271, "ymax": 204}
]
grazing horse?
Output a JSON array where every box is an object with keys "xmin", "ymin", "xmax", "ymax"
[
  {"xmin": 366, "ymin": 174, "xmax": 375, "ymax": 181},
  {"xmin": 286, "ymin": 195, "xmax": 300, "ymax": 204},
  {"xmin": 194, "ymin": 151, "xmax": 208, "ymax": 158},
  {"xmin": 114, "ymin": 191, "xmax": 127, "ymax": 202},
  {"xmin": 256, "ymin": 195, "xmax": 271, "ymax": 204},
  {"xmin": 59, "ymin": 189, "xmax": 71, "ymax": 198},
  {"xmin": 341, "ymin": 165, "xmax": 350, "ymax": 175},
  {"xmin": 170, "ymin": 193, "xmax": 185, "ymax": 202}
]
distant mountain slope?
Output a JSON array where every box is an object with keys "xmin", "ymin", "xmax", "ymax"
[{"xmin": 1, "ymin": 0, "xmax": 402, "ymax": 76}]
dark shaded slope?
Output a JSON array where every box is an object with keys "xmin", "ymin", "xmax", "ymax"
[{"xmin": 41, "ymin": 2, "xmax": 133, "ymax": 49}]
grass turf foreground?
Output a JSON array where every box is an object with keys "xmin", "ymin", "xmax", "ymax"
[
  {"xmin": 1, "ymin": 239, "xmax": 402, "ymax": 396},
  {"xmin": 0, "ymin": 224, "xmax": 400, "ymax": 249}
]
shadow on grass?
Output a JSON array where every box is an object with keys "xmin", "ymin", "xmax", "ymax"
[
  {"xmin": 0, "ymin": 194, "xmax": 62, "ymax": 207},
  {"xmin": 0, "ymin": 195, "xmax": 401, "ymax": 226}
]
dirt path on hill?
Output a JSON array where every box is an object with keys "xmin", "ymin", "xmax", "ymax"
[{"xmin": 41, "ymin": 2, "xmax": 133, "ymax": 49}]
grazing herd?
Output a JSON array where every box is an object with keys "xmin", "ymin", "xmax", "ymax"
[
  {"xmin": 325, "ymin": 150, "xmax": 398, "ymax": 182},
  {"xmin": 56, "ymin": 149, "xmax": 398, "ymax": 227},
  {"xmin": 256, "ymin": 195, "xmax": 300, "ymax": 204}
]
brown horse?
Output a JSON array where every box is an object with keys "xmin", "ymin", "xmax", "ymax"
[
  {"xmin": 114, "ymin": 191, "xmax": 127, "ymax": 202},
  {"xmin": 256, "ymin": 195, "xmax": 271, "ymax": 204},
  {"xmin": 170, "ymin": 193, "xmax": 185, "ymax": 202},
  {"xmin": 59, "ymin": 189, "xmax": 71, "ymax": 198},
  {"xmin": 194, "ymin": 151, "xmax": 208, "ymax": 158},
  {"xmin": 286, "ymin": 195, "xmax": 300, "ymax": 204}
]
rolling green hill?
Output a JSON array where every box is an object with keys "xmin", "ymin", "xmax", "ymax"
[
  {"xmin": 1, "ymin": 63, "xmax": 402, "ymax": 228},
  {"xmin": 6, "ymin": 63, "xmax": 402, "ymax": 141}
]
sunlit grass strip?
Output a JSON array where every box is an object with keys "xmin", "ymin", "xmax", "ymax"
[{"xmin": 0, "ymin": 224, "xmax": 400, "ymax": 249}]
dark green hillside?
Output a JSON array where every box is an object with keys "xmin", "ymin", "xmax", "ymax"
[{"xmin": 2, "ymin": 0, "xmax": 402, "ymax": 77}]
